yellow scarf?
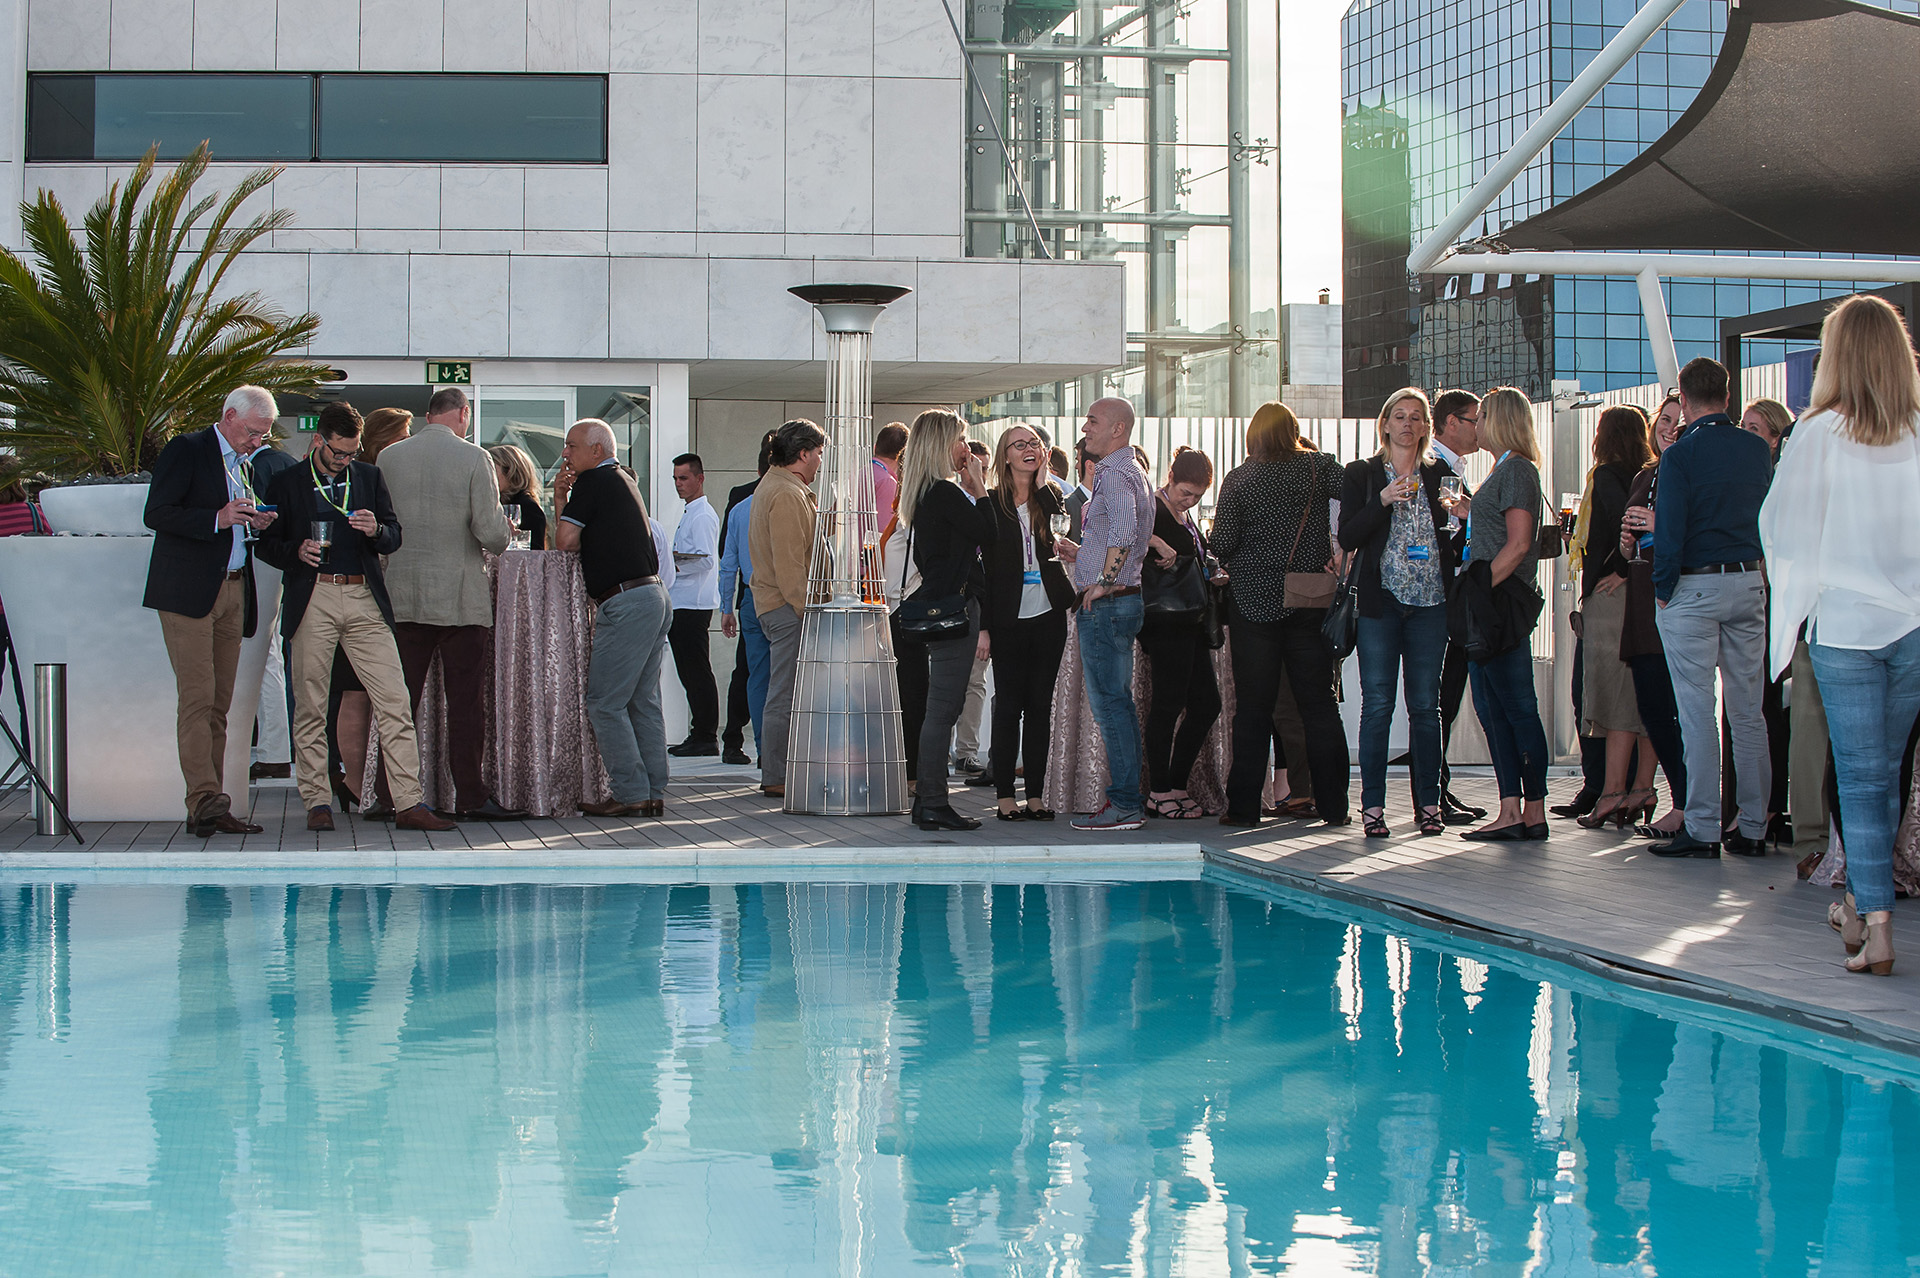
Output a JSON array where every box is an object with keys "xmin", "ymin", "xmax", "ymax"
[{"xmin": 1568, "ymin": 467, "xmax": 1596, "ymax": 575}]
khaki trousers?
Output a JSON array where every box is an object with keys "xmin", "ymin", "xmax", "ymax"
[
  {"xmin": 291, "ymin": 583, "xmax": 424, "ymax": 812},
  {"xmin": 158, "ymin": 577, "xmax": 246, "ymax": 821},
  {"xmin": 1790, "ymin": 638, "xmax": 1830, "ymax": 846}
]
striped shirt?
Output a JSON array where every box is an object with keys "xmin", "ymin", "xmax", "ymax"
[{"xmin": 1073, "ymin": 448, "xmax": 1154, "ymax": 591}]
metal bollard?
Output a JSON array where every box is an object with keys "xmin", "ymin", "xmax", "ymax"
[{"xmin": 32, "ymin": 664, "xmax": 67, "ymax": 837}]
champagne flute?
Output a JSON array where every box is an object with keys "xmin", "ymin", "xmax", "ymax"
[
  {"xmin": 310, "ymin": 518, "xmax": 333, "ymax": 569},
  {"xmin": 1439, "ymin": 477, "xmax": 1464, "ymax": 532}
]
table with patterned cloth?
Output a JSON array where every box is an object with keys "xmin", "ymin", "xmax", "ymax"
[{"xmin": 366, "ymin": 550, "xmax": 612, "ymax": 816}]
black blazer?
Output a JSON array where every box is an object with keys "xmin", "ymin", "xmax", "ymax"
[
  {"xmin": 1579, "ymin": 461, "xmax": 1635, "ymax": 599},
  {"xmin": 142, "ymin": 426, "xmax": 259, "ymax": 636},
  {"xmin": 908, "ymin": 480, "xmax": 996, "ymax": 602},
  {"xmin": 1337, "ymin": 455, "xmax": 1457, "ymax": 619},
  {"xmin": 258, "ymin": 460, "xmax": 403, "ymax": 639},
  {"xmin": 1431, "ymin": 453, "xmax": 1472, "ymax": 565},
  {"xmin": 977, "ymin": 486, "xmax": 1074, "ymax": 633}
]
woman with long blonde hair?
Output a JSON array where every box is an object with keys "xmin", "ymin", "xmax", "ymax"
[{"xmin": 1763, "ymin": 293, "xmax": 1920, "ymax": 975}]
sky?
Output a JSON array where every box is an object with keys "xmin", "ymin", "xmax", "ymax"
[{"xmin": 1280, "ymin": 0, "xmax": 1349, "ymax": 305}]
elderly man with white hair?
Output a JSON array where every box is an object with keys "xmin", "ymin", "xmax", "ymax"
[
  {"xmin": 142, "ymin": 385, "xmax": 282, "ymax": 836},
  {"xmin": 554, "ymin": 418, "xmax": 675, "ymax": 817}
]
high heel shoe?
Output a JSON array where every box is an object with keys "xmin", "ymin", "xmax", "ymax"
[
  {"xmin": 1624, "ymin": 787, "xmax": 1658, "ymax": 824},
  {"xmin": 1845, "ymin": 912, "xmax": 1894, "ymax": 976},
  {"xmin": 1829, "ymin": 893, "xmax": 1865, "ymax": 956},
  {"xmin": 1576, "ymin": 792, "xmax": 1628, "ymax": 829},
  {"xmin": 330, "ymin": 772, "xmax": 360, "ymax": 814}
]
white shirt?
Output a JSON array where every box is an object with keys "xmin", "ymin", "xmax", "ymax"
[
  {"xmin": 1431, "ymin": 438, "xmax": 1465, "ymax": 475},
  {"xmin": 216, "ymin": 429, "xmax": 247, "ymax": 570},
  {"xmin": 668, "ymin": 494, "xmax": 719, "ymax": 610},
  {"xmin": 650, "ymin": 517, "xmax": 677, "ymax": 596},
  {"xmin": 1760, "ymin": 408, "xmax": 1920, "ymax": 676}
]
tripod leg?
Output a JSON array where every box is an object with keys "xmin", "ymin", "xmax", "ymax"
[
  {"xmin": 0, "ymin": 713, "xmax": 83, "ymax": 846},
  {"xmin": 0, "ymin": 619, "xmax": 25, "ymax": 763}
]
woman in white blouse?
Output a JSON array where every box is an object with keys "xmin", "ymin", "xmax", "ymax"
[{"xmin": 1761, "ymin": 294, "xmax": 1920, "ymax": 976}]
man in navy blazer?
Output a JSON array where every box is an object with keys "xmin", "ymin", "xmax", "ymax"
[{"xmin": 142, "ymin": 385, "xmax": 281, "ymax": 836}]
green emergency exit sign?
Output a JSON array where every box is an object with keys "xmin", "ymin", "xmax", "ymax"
[
  {"xmin": 297, "ymin": 415, "xmax": 320, "ymax": 432},
  {"xmin": 426, "ymin": 361, "xmax": 472, "ymax": 384}
]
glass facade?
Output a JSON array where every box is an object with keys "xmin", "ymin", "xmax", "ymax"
[{"xmin": 1341, "ymin": 0, "xmax": 1920, "ymax": 414}]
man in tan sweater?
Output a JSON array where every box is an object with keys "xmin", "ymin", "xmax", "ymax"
[{"xmin": 747, "ymin": 418, "xmax": 826, "ymax": 796}]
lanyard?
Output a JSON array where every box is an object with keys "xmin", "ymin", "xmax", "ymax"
[
  {"xmin": 310, "ymin": 457, "xmax": 352, "ymax": 516},
  {"xmin": 224, "ymin": 455, "xmax": 258, "ymax": 505}
]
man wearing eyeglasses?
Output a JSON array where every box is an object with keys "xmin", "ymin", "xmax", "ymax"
[{"xmin": 259, "ymin": 402, "xmax": 454, "ymax": 833}]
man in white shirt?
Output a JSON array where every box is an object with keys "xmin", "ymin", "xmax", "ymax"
[{"xmin": 667, "ymin": 453, "xmax": 722, "ymax": 756}]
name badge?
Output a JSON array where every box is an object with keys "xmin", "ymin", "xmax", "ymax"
[
  {"xmin": 1407, "ymin": 544, "xmax": 1431, "ymax": 563},
  {"xmin": 1023, "ymin": 569, "xmax": 1043, "ymax": 586}
]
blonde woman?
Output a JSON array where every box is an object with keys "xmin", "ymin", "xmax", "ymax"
[
  {"xmin": 1461, "ymin": 387, "xmax": 1550, "ymax": 842},
  {"xmin": 1762, "ymin": 294, "xmax": 1920, "ymax": 975},
  {"xmin": 488, "ymin": 443, "xmax": 547, "ymax": 549},
  {"xmin": 1336, "ymin": 387, "xmax": 1457, "ymax": 838},
  {"xmin": 1741, "ymin": 397, "xmax": 1792, "ymax": 461},
  {"xmin": 894, "ymin": 409, "xmax": 993, "ymax": 831}
]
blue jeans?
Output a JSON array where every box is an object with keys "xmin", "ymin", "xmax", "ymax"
[
  {"xmin": 586, "ymin": 582, "xmax": 675, "ymax": 803},
  {"xmin": 1356, "ymin": 598, "xmax": 1448, "ymax": 811},
  {"xmin": 1076, "ymin": 592, "xmax": 1146, "ymax": 814},
  {"xmin": 1469, "ymin": 642, "xmax": 1549, "ymax": 801},
  {"xmin": 1810, "ymin": 628, "xmax": 1920, "ymax": 913},
  {"xmin": 738, "ymin": 591, "xmax": 770, "ymax": 746}
]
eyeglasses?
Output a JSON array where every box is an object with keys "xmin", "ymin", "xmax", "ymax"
[
  {"xmin": 1006, "ymin": 438, "xmax": 1042, "ymax": 452},
  {"xmin": 319, "ymin": 439, "xmax": 362, "ymax": 462}
]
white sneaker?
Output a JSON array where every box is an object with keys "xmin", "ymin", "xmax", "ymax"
[{"xmin": 1071, "ymin": 803, "xmax": 1145, "ymax": 832}]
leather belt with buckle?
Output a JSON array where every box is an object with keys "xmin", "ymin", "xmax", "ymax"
[
  {"xmin": 1680, "ymin": 560, "xmax": 1763, "ymax": 576},
  {"xmin": 316, "ymin": 573, "xmax": 366, "ymax": 585},
  {"xmin": 592, "ymin": 575, "xmax": 662, "ymax": 604}
]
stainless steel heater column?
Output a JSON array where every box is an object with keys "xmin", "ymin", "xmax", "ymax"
[
  {"xmin": 32, "ymin": 664, "xmax": 68, "ymax": 837},
  {"xmin": 782, "ymin": 283, "xmax": 913, "ymax": 816}
]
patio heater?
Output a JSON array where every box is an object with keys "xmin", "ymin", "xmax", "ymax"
[{"xmin": 781, "ymin": 283, "xmax": 912, "ymax": 816}]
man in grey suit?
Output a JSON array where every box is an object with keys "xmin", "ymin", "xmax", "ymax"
[
  {"xmin": 373, "ymin": 387, "xmax": 527, "ymax": 821},
  {"xmin": 1065, "ymin": 441, "xmax": 1094, "ymax": 543}
]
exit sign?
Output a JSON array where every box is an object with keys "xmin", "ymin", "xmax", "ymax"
[
  {"xmin": 297, "ymin": 415, "xmax": 320, "ymax": 432},
  {"xmin": 425, "ymin": 361, "xmax": 472, "ymax": 384}
]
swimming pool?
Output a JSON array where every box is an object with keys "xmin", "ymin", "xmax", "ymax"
[{"xmin": 0, "ymin": 874, "xmax": 1911, "ymax": 1275}]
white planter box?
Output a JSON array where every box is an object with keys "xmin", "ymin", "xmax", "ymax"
[{"xmin": 38, "ymin": 484, "xmax": 153, "ymax": 536}]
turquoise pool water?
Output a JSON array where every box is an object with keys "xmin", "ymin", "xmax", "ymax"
[{"xmin": 0, "ymin": 876, "xmax": 1912, "ymax": 1275}]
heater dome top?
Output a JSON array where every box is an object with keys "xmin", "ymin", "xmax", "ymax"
[{"xmin": 789, "ymin": 283, "xmax": 912, "ymax": 307}]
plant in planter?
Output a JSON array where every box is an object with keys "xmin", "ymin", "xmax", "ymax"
[{"xmin": 0, "ymin": 143, "xmax": 332, "ymax": 483}]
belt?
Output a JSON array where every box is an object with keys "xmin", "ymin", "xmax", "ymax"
[
  {"xmin": 592, "ymin": 575, "xmax": 662, "ymax": 604},
  {"xmin": 1084, "ymin": 584, "xmax": 1141, "ymax": 600},
  {"xmin": 1680, "ymin": 560, "xmax": 1763, "ymax": 576},
  {"xmin": 223, "ymin": 569, "xmax": 246, "ymax": 581},
  {"xmin": 315, "ymin": 573, "xmax": 366, "ymax": 585}
]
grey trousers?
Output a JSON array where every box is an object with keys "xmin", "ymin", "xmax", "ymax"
[
  {"xmin": 919, "ymin": 606, "xmax": 981, "ymax": 807},
  {"xmin": 759, "ymin": 603, "xmax": 803, "ymax": 788},
  {"xmin": 1789, "ymin": 639, "xmax": 1830, "ymax": 846},
  {"xmin": 1656, "ymin": 571, "xmax": 1771, "ymax": 841},
  {"xmin": 586, "ymin": 582, "xmax": 675, "ymax": 803}
]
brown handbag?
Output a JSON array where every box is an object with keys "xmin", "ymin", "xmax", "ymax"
[{"xmin": 1282, "ymin": 465, "xmax": 1336, "ymax": 609}]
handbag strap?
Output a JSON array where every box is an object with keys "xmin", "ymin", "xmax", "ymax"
[
  {"xmin": 1285, "ymin": 463, "xmax": 1320, "ymax": 572},
  {"xmin": 900, "ymin": 522, "xmax": 914, "ymax": 592}
]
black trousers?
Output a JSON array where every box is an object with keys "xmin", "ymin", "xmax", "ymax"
[
  {"xmin": 1628, "ymin": 652, "xmax": 1688, "ymax": 808},
  {"xmin": 1570, "ymin": 633, "xmax": 1607, "ymax": 798},
  {"xmin": 893, "ymin": 616, "xmax": 929, "ymax": 784},
  {"xmin": 1141, "ymin": 621, "xmax": 1221, "ymax": 793},
  {"xmin": 1226, "ymin": 609, "xmax": 1349, "ymax": 821},
  {"xmin": 722, "ymin": 630, "xmax": 751, "ymax": 750},
  {"xmin": 667, "ymin": 608, "xmax": 719, "ymax": 739},
  {"xmin": 988, "ymin": 610, "xmax": 1068, "ymax": 801}
]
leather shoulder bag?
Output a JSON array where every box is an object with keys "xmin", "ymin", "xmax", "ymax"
[
  {"xmin": 893, "ymin": 523, "xmax": 970, "ymax": 640},
  {"xmin": 1282, "ymin": 464, "xmax": 1337, "ymax": 610}
]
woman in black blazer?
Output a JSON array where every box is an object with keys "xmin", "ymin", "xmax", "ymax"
[
  {"xmin": 978, "ymin": 424, "xmax": 1075, "ymax": 820},
  {"xmin": 898, "ymin": 409, "xmax": 995, "ymax": 831},
  {"xmin": 1139, "ymin": 447, "xmax": 1222, "ymax": 818},
  {"xmin": 1337, "ymin": 388, "xmax": 1458, "ymax": 838}
]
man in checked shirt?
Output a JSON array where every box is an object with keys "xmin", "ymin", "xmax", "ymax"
[{"xmin": 1059, "ymin": 397, "xmax": 1155, "ymax": 831}]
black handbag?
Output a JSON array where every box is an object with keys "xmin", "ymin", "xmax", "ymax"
[
  {"xmin": 894, "ymin": 525, "xmax": 970, "ymax": 640},
  {"xmin": 1321, "ymin": 551, "xmax": 1362, "ymax": 660},
  {"xmin": 1143, "ymin": 553, "xmax": 1208, "ymax": 619}
]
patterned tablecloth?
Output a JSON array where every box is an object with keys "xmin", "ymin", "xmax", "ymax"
[{"xmin": 367, "ymin": 550, "xmax": 612, "ymax": 816}]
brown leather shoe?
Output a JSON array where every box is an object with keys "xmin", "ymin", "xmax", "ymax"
[
  {"xmin": 395, "ymin": 803, "xmax": 457, "ymax": 831},
  {"xmin": 306, "ymin": 806, "xmax": 335, "ymax": 832},
  {"xmin": 577, "ymin": 798, "xmax": 642, "ymax": 817},
  {"xmin": 196, "ymin": 812, "xmax": 265, "ymax": 837},
  {"xmin": 761, "ymin": 784, "xmax": 785, "ymax": 798},
  {"xmin": 250, "ymin": 761, "xmax": 291, "ymax": 779},
  {"xmin": 637, "ymin": 799, "xmax": 664, "ymax": 817}
]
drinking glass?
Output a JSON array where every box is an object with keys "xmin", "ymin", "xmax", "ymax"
[
  {"xmin": 502, "ymin": 503, "xmax": 522, "ymax": 529},
  {"xmin": 1048, "ymin": 511, "xmax": 1069, "ymax": 555},
  {"xmin": 310, "ymin": 519, "xmax": 334, "ymax": 568},
  {"xmin": 1559, "ymin": 492, "xmax": 1582, "ymax": 540},
  {"xmin": 1439, "ymin": 477, "xmax": 1464, "ymax": 532}
]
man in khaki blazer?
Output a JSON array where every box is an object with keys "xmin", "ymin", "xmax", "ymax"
[{"xmin": 373, "ymin": 387, "xmax": 524, "ymax": 821}]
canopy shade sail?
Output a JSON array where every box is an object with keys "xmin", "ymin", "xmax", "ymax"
[{"xmin": 1494, "ymin": 0, "xmax": 1920, "ymax": 257}]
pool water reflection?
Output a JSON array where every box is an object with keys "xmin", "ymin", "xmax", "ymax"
[{"xmin": 0, "ymin": 879, "xmax": 1913, "ymax": 1275}]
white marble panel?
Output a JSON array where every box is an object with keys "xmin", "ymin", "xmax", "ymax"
[
  {"xmin": 524, "ymin": 166, "xmax": 608, "ymax": 231},
  {"xmin": 875, "ymin": 233, "xmax": 963, "ymax": 258},
  {"xmin": 524, "ymin": 229, "xmax": 606, "ymax": 252},
  {"xmin": 609, "ymin": 0, "xmax": 695, "ymax": 73},
  {"xmin": 23, "ymin": 165, "xmax": 107, "ymax": 218},
  {"xmin": 874, "ymin": 0, "xmax": 958, "ymax": 78},
  {"xmin": 785, "ymin": 233, "xmax": 875, "ymax": 258},
  {"xmin": 355, "ymin": 228, "xmax": 438, "ymax": 250},
  {"xmin": 693, "ymin": 232, "xmax": 785, "ymax": 256},
  {"xmin": 914, "ymin": 260, "xmax": 1020, "ymax": 364},
  {"xmin": 27, "ymin": 0, "xmax": 109, "ymax": 68},
  {"xmin": 706, "ymin": 257, "xmax": 813, "ymax": 361},
  {"xmin": 609, "ymin": 255, "xmax": 708, "ymax": 360},
  {"xmin": 408, "ymin": 254, "xmax": 510, "ymax": 357},
  {"xmin": 509, "ymin": 255, "xmax": 609, "ymax": 357},
  {"xmin": 874, "ymin": 78, "xmax": 961, "ymax": 237},
  {"xmin": 193, "ymin": 0, "xmax": 277, "ymax": 68},
  {"xmin": 785, "ymin": 76, "xmax": 872, "ymax": 235},
  {"xmin": 272, "ymin": 228, "xmax": 356, "ymax": 250},
  {"xmin": 444, "ymin": 0, "xmax": 526, "ymax": 70},
  {"xmin": 1020, "ymin": 260, "xmax": 1125, "ymax": 366},
  {"xmin": 810, "ymin": 257, "xmax": 917, "ymax": 363},
  {"xmin": 277, "ymin": 0, "xmax": 358, "ymax": 69},
  {"xmin": 441, "ymin": 167, "xmax": 525, "ymax": 230},
  {"xmin": 217, "ymin": 250, "xmax": 311, "ymax": 322},
  {"xmin": 697, "ymin": 75, "xmax": 785, "ymax": 234},
  {"xmin": 273, "ymin": 165, "xmax": 356, "ymax": 231},
  {"xmin": 359, "ymin": 0, "xmax": 442, "ymax": 71},
  {"xmin": 440, "ymin": 229, "xmax": 523, "ymax": 251},
  {"xmin": 608, "ymin": 73, "xmax": 695, "ymax": 231},
  {"xmin": 199, "ymin": 164, "xmax": 277, "ymax": 230},
  {"xmin": 356, "ymin": 166, "xmax": 440, "ymax": 229},
  {"xmin": 309, "ymin": 252, "xmax": 410, "ymax": 356},
  {"xmin": 697, "ymin": 0, "xmax": 782, "ymax": 75},
  {"xmin": 528, "ymin": 0, "xmax": 608, "ymax": 71},
  {"xmin": 609, "ymin": 230, "xmax": 696, "ymax": 254},
  {"xmin": 110, "ymin": 0, "xmax": 193, "ymax": 68},
  {"xmin": 787, "ymin": 0, "xmax": 870, "ymax": 77}
]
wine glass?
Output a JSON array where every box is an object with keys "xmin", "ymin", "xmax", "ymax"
[
  {"xmin": 1439, "ymin": 477, "xmax": 1464, "ymax": 533},
  {"xmin": 310, "ymin": 519, "xmax": 334, "ymax": 569},
  {"xmin": 1048, "ymin": 510, "xmax": 1070, "ymax": 556},
  {"xmin": 502, "ymin": 503, "xmax": 522, "ymax": 530}
]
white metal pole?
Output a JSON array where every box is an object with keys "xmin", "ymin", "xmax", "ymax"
[
  {"xmin": 1636, "ymin": 266, "xmax": 1681, "ymax": 390},
  {"xmin": 1408, "ymin": 0, "xmax": 1689, "ymax": 274},
  {"xmin": 1426, "ymin": 250, "xmax": 1920, "ymax": 284}
]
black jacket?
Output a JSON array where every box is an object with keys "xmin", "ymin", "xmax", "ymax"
[
  {"xmin": 719, "ymin": 478, "xmax": 758, "ymax": 606},
  {"xmin": 908, "ymin": 480, "xmax": 996, "ymax": 602},
  {"xmin": 977, "ymin": 486, "xmax": 1073, "ymax": 633},
  {"xmin": 258, "ymin": 459, "xmax": 403, "ymax": 639},
  {"xmin": 1579, "ymin": 461, "xmax": 1635, "ymax": 599},
  {"xmin": 142, "ymin": 426, "xmax": 259, "ymax": 636},
  {"xmin": 1337, "ymin": 456, "xmax": 1457, "ymax": 618}
]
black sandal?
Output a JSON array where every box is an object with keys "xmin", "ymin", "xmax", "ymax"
[
  {"xmin": 1363, "ymin": 810, "xmax": 1390, "ymax": 838},
  {"xmin": 1417, "ymin": 807, "xmax": 1445, "ymax": 837},
  {"xmin": 997, "ymin": 808, "xmax": 1027, "ymax": 821},
  {"xmin": 1024, "ymin": 807, "xmax": 1056, "ymax": 821}
]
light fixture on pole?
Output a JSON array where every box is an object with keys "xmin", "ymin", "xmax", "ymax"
[{"xmin": 781, "ymin": 283, "xmax": 912, "ymax": 816}]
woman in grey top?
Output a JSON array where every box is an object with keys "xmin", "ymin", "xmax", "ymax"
[{"xmin": 1462, "ymin": 387, "xmax": 1551, "ymax": 842}]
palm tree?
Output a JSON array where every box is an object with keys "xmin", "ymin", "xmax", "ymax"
[{"xmin": 0, "ymin": 143, "xmax": 332, "ymax": 479}]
